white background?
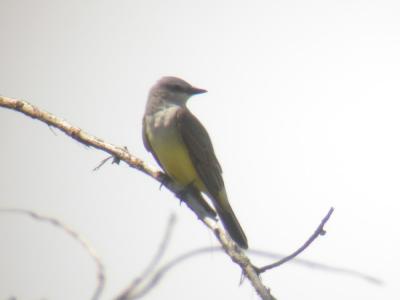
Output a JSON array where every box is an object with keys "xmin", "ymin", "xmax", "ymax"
[{"xmin": 1, "ymin": 0, "xmax": 399, "ymax": 299}]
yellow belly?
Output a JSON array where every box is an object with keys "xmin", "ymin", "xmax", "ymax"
[{"xmin": 147, "ymin": 123, "xmax": 206, "ymax": 191}]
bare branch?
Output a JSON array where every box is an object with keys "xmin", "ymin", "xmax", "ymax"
[
  {"xmin": 0, "ymin": 96, "xmax": 275, "ymax": 299},
  {"xmin": 0, "ymin": 97, "xmax": 212, "ymax": 219},
  {"xmin": 116, "ymin": 215, "xmax": 177, "ymax": 300},
  {"xmin": 256, "ymin": 207, "xmax": 334, "ymax": 274},
  {"xmin": 0, "ymin": 208, "xmax": 105, "ymax": 300}
]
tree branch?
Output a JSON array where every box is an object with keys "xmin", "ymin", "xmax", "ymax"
[
  {"xmin": 0, "ymin": 208, "xmax": 105, "ymax": 300},
  {"xmin": 256, "ymin": 207, "xmax": 334, "ymax": 273},
  {"xmin": 0, "ymin": 96, "xmax": 275, "ymax": 300}
]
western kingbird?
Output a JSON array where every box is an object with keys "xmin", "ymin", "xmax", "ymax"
[{"xmin": 142, "ymin": 76, "xmax": 248, "ymax": 249}]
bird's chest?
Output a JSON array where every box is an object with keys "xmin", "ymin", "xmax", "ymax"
[
  {"xmin": 145, "ymin": 107, "xmax": 200, "ymax": 186},
  {"xmin": 146, "ymin": 106, "xmax": 179, "ymax": 141}
]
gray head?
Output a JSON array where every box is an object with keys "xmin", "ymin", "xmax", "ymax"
[{"xmin": 149, "ymin": 76, "xmax": 207, "ymax": 107}]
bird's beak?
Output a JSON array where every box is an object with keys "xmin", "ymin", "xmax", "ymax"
[{"xmin": 190, "ymin": 86, "xmax": 207, "ymax": 95}]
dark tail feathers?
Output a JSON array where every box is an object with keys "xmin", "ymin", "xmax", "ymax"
[{"xmin": 216, "ymin": 203, "xmax": 248, "ymax": 249}]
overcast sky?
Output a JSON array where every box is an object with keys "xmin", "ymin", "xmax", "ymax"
[{"xmin": 1, "ymin": 0, "xmax": 400, "ymax": 299}]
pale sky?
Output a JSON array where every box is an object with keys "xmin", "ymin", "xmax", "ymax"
[{"xmin": 1, "ymin": 0, "xmax": 400, "ymax": 299}]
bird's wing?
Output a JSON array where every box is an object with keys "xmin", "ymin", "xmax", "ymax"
[
  {"xmin": 176, "ymin": 108, "xmax": 248, "ymax": 249},
  {"xmin": 176, "ymin": 108, "xmax": 224, "ymax": 197}
]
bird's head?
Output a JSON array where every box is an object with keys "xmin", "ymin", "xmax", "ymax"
[{"xmin": 150, "ymin": 76, "xmax": 207, "ymax": 106}]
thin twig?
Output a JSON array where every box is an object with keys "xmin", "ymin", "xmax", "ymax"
[
  {"xmin": 93, "ymin": 155, "xmax": 114, "ymax": 171},
  {"xmin": 250, "ymin": 249, "xmax": 382, "ymax": 284},
  {"xmin": 0, "ymin": 208, "xmax": 105, "ymax": 300},
  {"xmin": 256, "ymin": 207, "xmax": 334, "ymax": 274},
  {"xmin": 150, "ymin": 246, "xmax": 382, "ymax": 288},
  {"xmin": 116, "ymin": 215, "xmax": 177, "ymax": 300}
]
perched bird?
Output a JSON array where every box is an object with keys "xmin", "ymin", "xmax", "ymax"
[{"xmin": 142, "ymin": 76, "xmax": 248, "ymax": 249}]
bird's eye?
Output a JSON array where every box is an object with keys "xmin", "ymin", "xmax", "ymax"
[{"xmin": 170, "ymin": 84, "xmax": 182, "ymax": 92}]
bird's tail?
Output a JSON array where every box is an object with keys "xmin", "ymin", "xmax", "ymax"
[{"xmin": 212, "ymin": 190, "xmax": 248, "ymax": 249}]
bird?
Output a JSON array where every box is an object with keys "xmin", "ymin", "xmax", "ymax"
[{"xmin": 142, "ymin": 76, "xmax": 248, "ymax": 249}]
